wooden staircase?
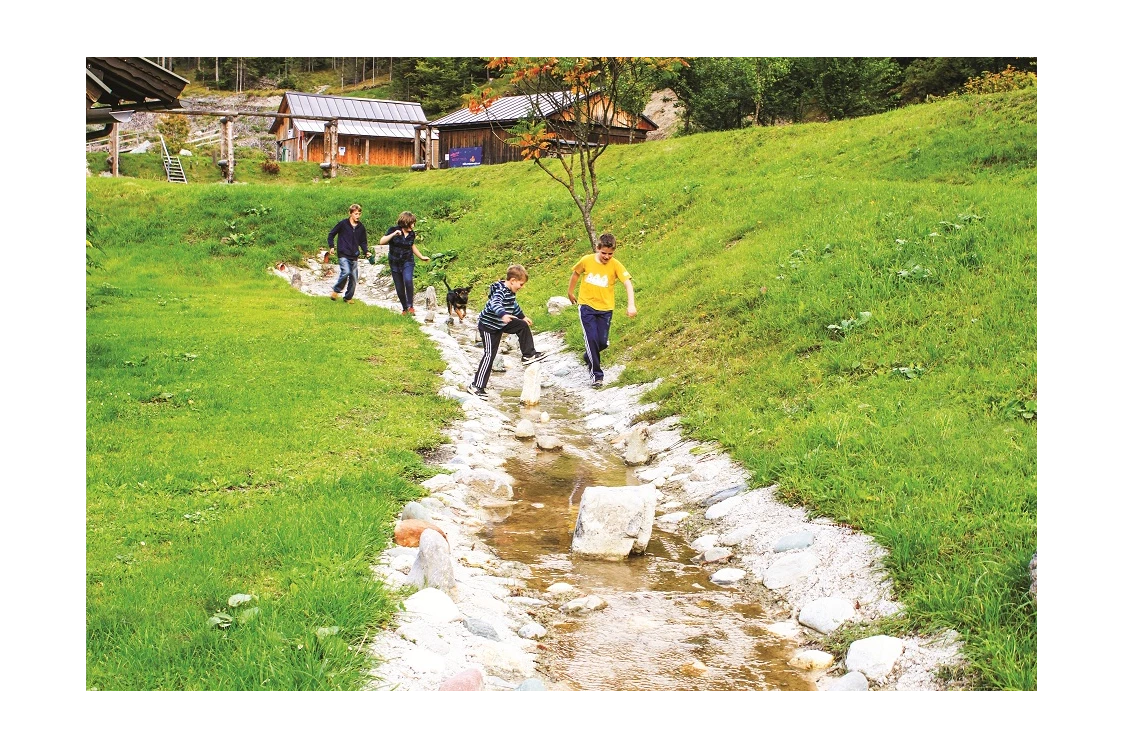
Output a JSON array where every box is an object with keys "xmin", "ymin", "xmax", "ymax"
[{"xmin": 160, "ymin": 135, "xmax": 188, "ymax": 184}]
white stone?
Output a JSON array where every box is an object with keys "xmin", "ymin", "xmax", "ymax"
[
  {"xmin": 520, "ymin": 362, "xmax": 541, "ymax": 405},
  {"xmin": 403, "ymin": 588, "xmax": 462, "ymax": 623},
  {"xmin": 788, "ymin": 650, "xmax": 835, "ymax": 670},
  {"xmin": 405, "ymin": 529, "xmax": 457, "ymax": 593},
  {"xmin": 846, "ymin": 635, "xmax": 905, "ymax": 681},
  {"xmin": 474, "ymin": 640, "xmax": 537, "ymax": 681},
  {"xmin": 514, "ymin": 419, "xmax": 536, "ymax": 439},
  {"xmin": 798, "ymin": 597, "xmax": 856, "ymax": 635},
  {"xmin": 457, "ymin": 468, "xmax": 514, "ymax": 499},
  {"xmin": 636, "ymin": 464, "xmax": 675, "ymax": 482},
  {"xmin": 827, "ymin": 671, "xmax": 869, "ymax": 691},
  {"xmin": 546, "ymin": 296, "xmax": 573, "ymax": 314},
  {"xmin": 422, "ymin": 473, "xmax": 456, "ymax": 493},
  {"xmin": 656, "ymin": 511, "xmax": 689, "ymax": 524},
  {"xmin": 764, "ymin": 620, "xmax": 802, "ymax": 639},
  {"xmin": 519, "ymin": 623, "xmax": 547, "ymax": 639},
  {"xmin": 659, "ymin": 501, "xmax": 684, "ymax": 511},
  {"xmin": 390, "ymin": 553, "xmax": 414, "ymax": 573},
  {"xmin": 720, "ymin": 526, "xmax": 755, "ymax": 546},
  {"xmin": 400, "ymin": 647, "xmax": 446, "ymax": 674},
  {"xmin": 562, "ymin": 595, "xmax": 607, "ymax": 614},
  {"xmin": 763, "ymin": 551, "xmax": 820, "ymax": 590},
  {"xmin": 546, "ymin": 582, "xmax": 574, "ymax": 595},
  {"xmin": 704, "ymin": 495, "xmax": 743, "ymax": 520},
  {"xmin": 571, "ymin": 484, "xmax": 659, "ymax": 560},
  {"xmin": 540, "ymin": 412, "xmax": 550, "ymax": 423},
  {"xmin": 690, "ymin": 534, "xmax": 719, "ymax": 552},
  {"xmin": 586, "ymin": 414, "xmax": 617, "ymax": 431},
  {"xmin": 709, "ymin": 568, "xmax": 746, "ymax": 585},
  {"xmin": 397, "ymin": 622, "xmax": 450, "ymax": 655},
  {"xmin": 536, "ymin": 434, "xmax": 562, "ymax": 450}
]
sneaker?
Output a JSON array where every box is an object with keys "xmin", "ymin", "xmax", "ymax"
[
  {"xmin": 466, "ymin": 384, "xmax": 488, "ymax": 398},
  {"xmin": 521, "ymin": 351, "xmax": 547, "ymax": 365},
  {"xmin": 330, "ymin": 291, "xmax": 339, "ymax": 301},
  {"xmin": 401, "ymin": 310, "xmax": 410, "ymax": 315},
  {"xmin": 591, "ymin": 380, "xmax": 604, "ymax": 389},
  {"xmin": 346, "ymin": 299, "xmax": 355, "ymax": 304},
  {"xmin": 407, "ymin": 307, "xmax": 416, "ymax": 314}
]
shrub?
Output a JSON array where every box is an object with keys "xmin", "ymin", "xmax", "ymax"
[
  {"xmin": 261, "ymin": 160, "xmax": 280, "ymax": 175},
  {"xmin": 155, "ymin": 114, "xmax": 190, "ymax": 154},
  {"xmin": 962, "ymin": 66, "xmax": 1037, "ymax": 95}
]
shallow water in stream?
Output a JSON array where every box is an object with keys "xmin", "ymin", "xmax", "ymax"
[{"xmin": 479, "ymin": 383, "xmax": 814, "ymax": 691}]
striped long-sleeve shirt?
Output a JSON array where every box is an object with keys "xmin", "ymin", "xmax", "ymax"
[{"xmin": 478, "ymin": 280, "xmax": 524, "ymax": 331}]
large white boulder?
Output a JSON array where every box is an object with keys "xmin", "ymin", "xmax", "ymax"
[
  {"xmin": 520, "ymin": 362, "xmax": 541, "ymax": 405},
  {"xmin": 571, "ymin": 484, "xmax": 660, "ymax": 560}
]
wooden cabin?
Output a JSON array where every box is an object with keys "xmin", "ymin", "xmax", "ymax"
[
  {"xmin": 269, "ymin": 92, "xmax": 434, "ymax": 167},
  {"xmin": 427, "ymin": 91, "xmax": 657, "ymax": 168}
]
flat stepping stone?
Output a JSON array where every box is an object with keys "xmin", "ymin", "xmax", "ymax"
[
  {"xmin": 710, "ymin": 568, "xmax": 746, "ymax": 585},
  {"xmin": 763, "ymin": 551, "xmax": 819, "ymax": 590},
  {"xmin": 774, "ymin": 530, "xmax": 815, "ymax": 552},
  {"xmin": 845, "ymin": 635, "xmax": 904, "ymax": 681}
]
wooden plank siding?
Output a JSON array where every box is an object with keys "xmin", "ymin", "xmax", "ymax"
[
  {"xmin": 274, "ymin": 117, "xmax": 420, "ymax": 167},
  {"xmin": 438, "ymin": 127, "xmax": 524, "ymax": 166},
  {"xmin": 437, "ymin": 120, "xmax": 650, "ymax": 167}
]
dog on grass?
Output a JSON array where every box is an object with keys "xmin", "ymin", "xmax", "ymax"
[{"xmin": 444, "ymin": 278, "xmax": 472, "ymax": 324}]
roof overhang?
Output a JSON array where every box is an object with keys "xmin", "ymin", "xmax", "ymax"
[{"xmin": 86, "ymin": 57, "xmax": 188, "ymax": 111}]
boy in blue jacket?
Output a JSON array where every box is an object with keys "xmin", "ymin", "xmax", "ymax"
[{"xmin": 468, "ymin": 264, "xmax": 547, "ymax": 398}]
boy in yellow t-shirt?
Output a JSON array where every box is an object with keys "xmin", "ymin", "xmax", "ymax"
[{"xmin": 567, "ymin": 233, "xmax": 637, "ymax": 388}]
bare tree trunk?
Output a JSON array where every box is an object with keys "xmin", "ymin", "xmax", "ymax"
[{"xmin": 215, "ymin": 57, "xmax": 219, "ymax": 83}]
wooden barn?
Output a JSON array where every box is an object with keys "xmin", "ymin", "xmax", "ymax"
[
  {"xmin": 269, "ymin": 93, "xmax": 434, "ymax": 167},
  {"xmin": 427, "ymin": 91, "xmax": 657, "ymax": 168}
]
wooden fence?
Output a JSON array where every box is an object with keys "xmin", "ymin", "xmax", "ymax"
[{"xmin": 87, "ymin": 127, "xmax": 222, "ymax": 154}]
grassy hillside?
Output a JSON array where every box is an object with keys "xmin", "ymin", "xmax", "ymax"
[{"xmin": 87, "ymin": 88, "xmax": 1036, "ymax": 689}]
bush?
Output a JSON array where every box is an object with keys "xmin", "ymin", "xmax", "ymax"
[
  {"xmin": 261, "ymin": 160, "xmax": 280, "ymax": 175},
  {"xmin": 962, "ymin": 66, "xmax": 1037, "ymax": 95},
  {"xmin": 156, "ymin": 114, "xmax": 190, "ymax": 153}
]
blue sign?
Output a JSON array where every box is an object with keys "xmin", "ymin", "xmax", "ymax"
[{"xmin": 449, "ymin": 146, "xmax": 483, "ymax": 168}]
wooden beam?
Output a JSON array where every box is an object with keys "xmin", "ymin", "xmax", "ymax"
[{"xmin": 110, "ymin": 123, "xmax": 119, "ymax": 177}]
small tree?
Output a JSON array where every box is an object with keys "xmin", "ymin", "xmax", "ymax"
[
  {"xmin": 156, "ymin": 114, "xmax": 190, "ymax": 154},
  {"xmin": 469, "ymin": 57, "xmax": 682, "ymax": 250}
]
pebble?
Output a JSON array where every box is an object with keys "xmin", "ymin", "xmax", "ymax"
[
  {"xmin": 463, "ymin": 617, "xmax": 501, "ymax": 641},
  {"xmin": 561, "ymin": 595, "xmax": 607, "ymax": 614},
  {"xmin": 788, "ymin": 649, "xmax": 835, "ymax": 670},
  {"xmin": 657, "ymin": 511, "xmax": 690, "ymax": 524},
  {"xmin": 826, "ymin": 671, "xmax": 869, "ymax": 691},
  {"xmin": 697, "ymin": 547, "xmax": 732, "ymax": 564},
  {"xmin": 403, "ymin": 588, "xmax": 462, "ymax": 623},
  {"xmin": 701, "ymin": 484, "xmax": 746, "ymax": 507},
  {"xmin": 546, "ymin": 582, "xmax": 574, "ymax": 595},
  {"xmin": 798, "ymin": 597, "xmax": 856, "ymax": 635},
  {"xmin": 519, "ymin": 623, "xmax": 547, "ymax": 639},
  {"xmin": 536, "ymin": 434, "xmax": 562, "ymax": 450},
  {"xmin": 704, "ymin": 495, "xmax": 743, "ymax": 519},
  {"xmin": 719, "ymin": 526, "xmax": 754, "ymax": 546},
  {"xmin": 439, "ymin": 668, "xmax": 484, "ymax": 691},
  {"xmin": 514, "ymin": 419, "xmax": 536, "ymax": 439},
  {"xmin": 845, "ymin": 635, "xmax": 904, "ymax": 681},
  {"xmin": 709, "ymin": 568, "xmax": 746, "ymax": 585},
  {"xmin": 689, "ymin": 534, "xmax": 719, "ymax": 552}
]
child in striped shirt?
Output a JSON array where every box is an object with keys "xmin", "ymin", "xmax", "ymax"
[{"xmin": 468, "ymin": 264, "xmax": 547, "ymax": 398}]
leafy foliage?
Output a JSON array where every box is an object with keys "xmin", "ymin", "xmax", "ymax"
[
  {"xmin": 469, "ymin": 57, "xmax": 683, "ymax": 249},
  {"xmin": 962, "ymin": 66, "xmax": 1037, "ymax": 95},
  {"xmin": 155, "ymin": 114, "xmax": 190, "ymax": 154}
]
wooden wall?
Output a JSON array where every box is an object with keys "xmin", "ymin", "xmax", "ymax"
[
  {"xmin": 276, "ymin": 127, "xmax": 417, "ymax": 167},
  {"xmin": 438, "ymin": 127, "xmax": 523, "ymax": 166},
  {"xmin": 437, "ymin": 122, "xmax": 650, "ymax": 167}
]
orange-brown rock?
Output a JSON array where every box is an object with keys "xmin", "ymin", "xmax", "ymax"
[{"xmin": 394, "ymin": 518, "xmax": 447, "ymax": 547}]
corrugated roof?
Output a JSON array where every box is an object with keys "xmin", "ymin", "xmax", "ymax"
[
  {"xmin": 429, "ymin": 92, "xmax": 575, "ymax": 127},
  {"xmin": 270, "ymin": 92, "xmax": 429, "ymax": 134},
  {"xmin": 286, "ymin": 92, "xmax": 427, "ymax": 122}
]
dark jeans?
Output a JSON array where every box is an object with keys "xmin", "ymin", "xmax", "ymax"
[
  {"xmin": 472, "ymin": 319, "xmax": 536, "ymax": 390},
  {"xmin": 390, "ymin": 262, "xmax": 415, "ymax": 310},
  {"xmin": 579, "ymin": 305, "xmax": 613, "ymax": 382}
]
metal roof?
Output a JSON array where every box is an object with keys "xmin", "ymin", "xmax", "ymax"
[
  {"xmin": 429, "ymin": 92, "xmax": 576, "ymax": 127},
  {"xmin": 428, "ymin": 90, "xmax": 657, "ymax": 131},
  {"xmin": 271, "ymin": 92, "xmax": 428, "ymax": 134}
]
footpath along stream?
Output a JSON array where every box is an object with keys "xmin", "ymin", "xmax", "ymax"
[{"xmin": 274, "ymin": 255, "xmax": 965, "ymax": 691}]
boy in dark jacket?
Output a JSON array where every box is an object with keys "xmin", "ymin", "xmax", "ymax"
[
  {"xmin": 468, "ymin": 264, "xmax": 547, "ymax": 398},
  {"xmin": 327, "ymin": 204, "xmax": 368, "ymax": 304}
]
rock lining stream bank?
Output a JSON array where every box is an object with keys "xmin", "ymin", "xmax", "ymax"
[{"xmin": 273, "ymin": 255, "xmax": 965, "ymax": 691}]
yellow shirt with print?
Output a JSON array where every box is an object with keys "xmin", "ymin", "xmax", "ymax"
[{"xmin": 573, "ymin": 255, "xmax": 631, "ymax": 311}]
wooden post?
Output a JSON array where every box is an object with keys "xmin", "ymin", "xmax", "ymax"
[
  {"xmin": 363, "ymin": 138, "xmax": 369, "ymax": 165},
  {"xmin": 109, "ymin": 123, "xmax": 119, "ymax": 177},
  {"xmin": 328, "ymin": 119, "xmax": 338, "ymax": 178},
  {"xmin": 327, "ymin": 119, "xmax": 336, "ymax": 177},
  {"xmin": 413, "ymin": 127, "xmax": 421, "ymax": 166},
  {"xmin": 426, "ymin": 125, "xmax": 434, "ymax": 169},
  {"xmin": 220, "ymin": 116, "xmax": 235, "ymax": 183}
]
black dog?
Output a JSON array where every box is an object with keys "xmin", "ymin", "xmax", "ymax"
[{"xmin": 444, "ymin": 278, "xmax": 472, "ymax": 324}]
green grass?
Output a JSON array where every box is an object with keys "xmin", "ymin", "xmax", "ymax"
[{"xmin": 88, "ymin": 87, "xmax": 1036, "ymax": 689}]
